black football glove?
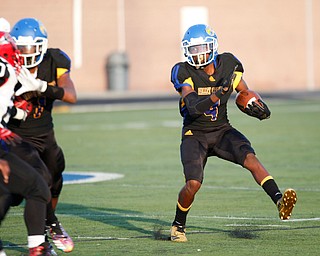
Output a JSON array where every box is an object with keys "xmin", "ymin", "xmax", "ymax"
[
  {"xmin": 244, "ymin": 99, "xmax": 271, "ymax": 120},
  {"xmin": 215, "ymin": 65, "xmax": 238, "ymax": 98}
]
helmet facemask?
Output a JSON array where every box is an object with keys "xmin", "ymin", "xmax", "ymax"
[
  {"xmin": 14, "ymin": 36, "xmax": 48, "ymax": 68},
  {"xmin": 182, "ymin": 37, "xmax": 218, "ymax": 68}
]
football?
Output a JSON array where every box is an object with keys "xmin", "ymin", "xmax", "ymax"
[{"xmin": 235, "ymin": 89, "xmax": 262, "ymax": 113}]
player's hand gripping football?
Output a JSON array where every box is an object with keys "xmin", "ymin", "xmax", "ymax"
[
  {"xmin": 15, "ymin": 66, "xmax": 48, "ymax": 96},
  {"xmin": 0, "ymin": 127, "xmax": 22, "ymax": 146},
  {"xmin": 245, "ymin": 99, "xmax": 271, "ymax": 120}
]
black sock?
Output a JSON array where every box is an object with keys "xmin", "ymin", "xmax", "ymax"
[
  {"xmin": 46, "ymin": 201, "xmax": 58, "ymax": 226},
  {"xmin": 172, "ymin": 204, "xmax": 189, "ymax": 227},
  {"xmin": 262, "ymin": 179, "xmax": 282, "ymax": 204}
]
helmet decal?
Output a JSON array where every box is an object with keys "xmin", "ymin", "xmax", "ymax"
[
  {"xmin": 39, "ymin": 24, "xmax": 47, "ymax": 36},
  {"xmin": 205, "ymin": 25, "xmax": 215, "ymax": 36}
]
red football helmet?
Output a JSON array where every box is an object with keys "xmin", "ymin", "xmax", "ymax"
[{"xmin": 0, "ymin": 31, "xmax": 23, "ymax": 71}]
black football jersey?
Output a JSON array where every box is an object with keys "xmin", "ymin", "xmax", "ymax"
[
  {"xmin": 8, "ymin": 48, "xmax": 71, "ymax": 136},
  {"xmin": 171, "ymin": 52, "xmax": 244, "ymax": 131}
]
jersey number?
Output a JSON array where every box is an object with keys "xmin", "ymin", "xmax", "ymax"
[
  {"xmin": 204, "ymin": 101, "xmax": 220, "ymax": 121},
  {"xmin": 33, "ymin": 97, "xmax": 46, "ymax": 119}
]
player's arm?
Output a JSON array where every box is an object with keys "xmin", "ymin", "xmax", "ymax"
[
  {"xmin": 37, "ymin": 72, "xmax": 77, "ymax": 104},
  {"xmin": 57, "ymin": 72, "xmax": 77, "ymax": 104},
  {"xmin": 235, "ymin": 78, "xmax": 249, "ymax": 92},
  {"xmin": 181, "ymin": 70, "xmax": 238, "ymax": 117},
  {"xmin": 181, "ymin": 85, "xmax": 225, "ymax": 117},
  {"xmin": 16, "ymin": 65, "xmax": 77, "ymax": 104},
  {"xmin": 172, "ymin": 63, "xmax": 228, "ymax": 117},
  {"xmin": 181, "ymin": 86, "xmax": 214, "ymax": 117}
]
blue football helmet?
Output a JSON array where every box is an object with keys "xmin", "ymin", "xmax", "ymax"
[
  {"xmin": 181, "ymin": 24, "xmax": 218, "ymax": 68},
  {"xmin": 10, "ymin": 18, "xmax": 48, "ymax": 68}
]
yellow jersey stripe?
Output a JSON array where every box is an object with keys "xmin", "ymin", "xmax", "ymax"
[
  {"xmin": 57, "ymin": 68, "xmax": 69, "ymax": 79},
  {"xmin": 183, "ymin": 77, "xmax": 194, "ymax": 90},
  {"xmin": 232, "ymin": 71, "xmax": 243, "ymax": 90}
]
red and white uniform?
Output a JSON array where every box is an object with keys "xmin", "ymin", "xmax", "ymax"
[{"xmin": 0, "ymin": 56, "xmax": 16, "ymax": 127}]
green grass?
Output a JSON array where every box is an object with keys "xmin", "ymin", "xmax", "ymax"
[{"xmin": 1, "ymin": 98, "xmax": 320, "ymax": 255}]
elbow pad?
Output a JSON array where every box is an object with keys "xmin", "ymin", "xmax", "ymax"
[{"xmin": 184, "ymin": 92, "xmax": 214, "ymax": 117}]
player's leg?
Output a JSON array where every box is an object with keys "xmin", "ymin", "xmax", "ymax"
[
  {"xmin": 8, "ymin": 140, "xmax": 52, "ymax": 187},
  {"xmin": 44, "ymin": 144, "xmax": 64, "ymax": 211},
  {"xmin": 215, "ymin": 127, "xmax": 297, "ymax": 220},
  {"xmin": 3, "ymin": 152, "xmax": 53, "ymax": 254},
  {"xmin": 243, "ymin": 154, "xmax": 297, "ymax": 219},
  {"xmin": 41, "ymin": 131, "xmax": 74, "ymax": 252},
  {"xmin": 171, "ymin": 180, "xmax": 201, "ymax": 242},
  {"xmin": 0, "ymin": 184, "xmax": 11, "ymax": 256},
  {"xmin": 0, "ymin": 185, "xmax": 11, "ymax": 225},
  {"xmin": 171, "ymin": 134, "xmax": 207, "ymax": 242}
]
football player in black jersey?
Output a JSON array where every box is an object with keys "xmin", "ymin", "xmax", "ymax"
[
  {"xmin": 7, "ymin": 18, "xmax": 77, "ymax": 252},
  {"xmin": 170, "ymin": 24, "xmax": 297, "ymax": 242},
  {"xmin": 0, "ymin": 31, "xmax": 54, "ymax": 256}
]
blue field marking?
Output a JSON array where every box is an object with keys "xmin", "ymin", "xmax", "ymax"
[
  {"xmin": 63, "ymin": 173, "xmax": 94, "ymax": 181},
  {"xmin": 63, "ymin": 172, "xmax": 124, "ymax": 184}
]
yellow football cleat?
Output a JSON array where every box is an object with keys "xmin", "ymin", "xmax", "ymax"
[
  {"xmin": 170, "ymin": 225, "xmax": 187, "ymax": 242},
  {"xmin": 277, "ymin": 188, "xmax": 297, "ymax": 220}
]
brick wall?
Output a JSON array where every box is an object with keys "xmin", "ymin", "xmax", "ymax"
[{"xmin": 3, "ymin": 0, "xmax": 320, "ymax": 94}]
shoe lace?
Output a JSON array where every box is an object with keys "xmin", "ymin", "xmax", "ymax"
[
  {"xmin": 176, "ymin": 226, "xmax": 186, "ymax": 233},
  {"xmin": 50, "ymin": 222, "xmax": 64, "ymax": 236}
]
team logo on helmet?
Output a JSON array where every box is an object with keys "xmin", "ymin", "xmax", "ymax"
[
  {"xmin": 39, "ymin": 24, "xmax": 47, "ymax": 37},
  {"xmin": 205, "ymin": 26, "xmax": 215, "ymax": 36}
]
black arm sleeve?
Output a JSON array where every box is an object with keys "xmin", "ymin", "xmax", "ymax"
[
  {"xmin": 184, "ymin": 92, "xmax": 214, "ymax": 117},
  {"xmin": 43, "ymin": 86, "xmax": 65, "ymax": 100}
]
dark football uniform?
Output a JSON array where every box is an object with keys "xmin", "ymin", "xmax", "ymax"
[
  {"xmin": 172, "ymin": 53, "xmax": 243, "ymax": 129},
  {"xmin": 0, "ymin": 148, "xmax": 50, "ymax": 230},
  {"xmin": 7, "ymin": 17, "xmax": 75, "ymax": 252},
  {"xmin": 171, "ymin": 53, "xmax": 255, "ymax": 182},
  {"xmin": 170, "ymin": 25, "xmax": 296, "ymax": 243},
  {"xmin": 8, "ymin": 48, "xmax": 69, "ymax": 197}
]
